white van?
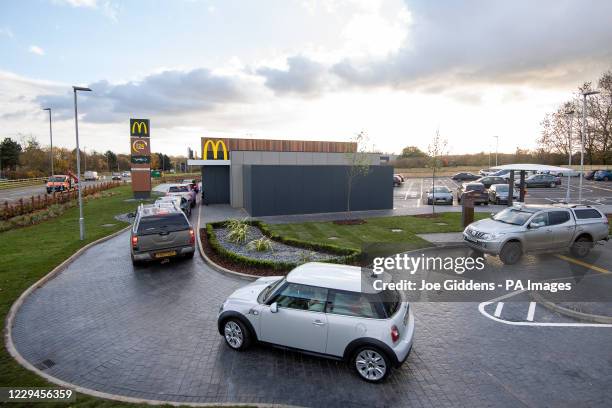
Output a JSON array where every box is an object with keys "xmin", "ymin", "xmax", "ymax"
[{"xmin": 84, "ymin": 171, "xmax": 99, "ymax": 181}]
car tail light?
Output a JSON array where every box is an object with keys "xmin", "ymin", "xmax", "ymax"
[
  {"xmin": 131, "ymin": 235, "xmax": 138, "ymax": 248},
  {"xmin": 189, "ymin": 228, "xmax": 195, "ymax": 244},
  {"xmin": 391, "ymin": 325, "xmax": 400, "ymax": 343}
]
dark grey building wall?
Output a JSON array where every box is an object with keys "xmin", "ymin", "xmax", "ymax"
[
  {"xmin": 242, "ymin": 165, "xmax": 393, "ymax": 216},
  {"xmin": 201, "ymin": 165, "xmax": 230, "ymax": 204}
]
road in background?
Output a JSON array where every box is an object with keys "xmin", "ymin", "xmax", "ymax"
[{"xmin": 0, "ymin": 177, "xmax": 128, "ymax": 203}]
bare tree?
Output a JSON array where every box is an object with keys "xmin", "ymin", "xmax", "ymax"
[
  {"xmin": 427, "ymin": 129, "xmax": 448, "ymax": 215},
  {"xmin": 345, "ymin": 131, "xmax": 371, "ymax": 218}
]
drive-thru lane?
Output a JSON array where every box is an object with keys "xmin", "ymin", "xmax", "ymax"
[{"xmin": 8, "ymin": 203, "xmax": 612, "ymax": 407}]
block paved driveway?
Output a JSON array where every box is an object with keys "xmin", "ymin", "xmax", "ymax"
[{"xmin": 11, "ymin": 225, "xmax": 612, "ymax": 407}]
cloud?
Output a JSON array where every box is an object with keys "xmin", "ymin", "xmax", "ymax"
[
  {"xmin": 36, "ymin": 68, "xmax": 254, "ymax": 123},
  {"xmin": 52, "ymin": 0, "xmax": 98, "ymax": 7},
  {"xmin": 28, "ymin": 45, "xmax": 45, "ymax": 56},
  {"xmin": 0, "ymin": 27, "xmax": 14, "ymax": 38},
  {"xmin": 256, "ymin": 56, "xmax": 328, "ymax": 96},
  {"xmin": 331, "ymin": 0, "xmax": 612, "ymax": 90},
  {"xmin": 51, "ymin": 0, "xmax": 119, "ymax": 22}
]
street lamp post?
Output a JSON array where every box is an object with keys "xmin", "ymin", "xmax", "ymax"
[
  {"xmin": 564, "ymin": 108, "xmax": 574, "ymax": 203},
  {"xmin": 42, "ymin": 108, "xmax": 54, "ymax": 176},
  {"xmin": 73, "ymin": 85, "xmax": 92, "ymax": 240},
  {"xmin": 493, "ymin": 136, "xmax": 499, "ymax": 166},
  {"xmin": 579, "ymin": 90, "xmax": 600, "ymax": 203}
]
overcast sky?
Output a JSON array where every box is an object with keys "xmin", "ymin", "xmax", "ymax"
[{"xmin": 1, "ymin": 0, "xmax": 611, "ymax": 156}]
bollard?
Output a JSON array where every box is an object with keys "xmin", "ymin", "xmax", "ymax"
[{"xmin": 461, "ymin": 192, "xmax": 475, "ymax": 228}]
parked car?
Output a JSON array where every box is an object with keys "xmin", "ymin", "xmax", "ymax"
[
  {"xmin": 121, "ymin": 171, "xmax": 130, "ymax": 178},
  {"xmin": 393, "ymin": 175, "xmax": 403, "ymax": 187},
  {"xmin": 111, "ymin": 172, "xmax": 122, "ymax": 181},
  {"xmin": 517, "ymin": 174, "xmax": 560, "ymax": 188},
  {"xmin": 488, "ymin": 184, "xmax": 519, "ymax": 205},
  {"xmin": 452, "ymin": 172, "xmax": 480, "ymax": 181},
  {"xmin": 217, "ymin": 262, "xmax": 414, "ymax": 383},
  {"xmin": 84, "ymin": 171, "xmax": 98, "ymax": 181},
  {"xmin": 457, "ymin": 182, "xmax": 488, "ymax": 205},
  {"xmin": 475, "ymin": 176, "xmax": 507, "ymax": 189},
  {"xmin": 463, "ymin": 204, "xmax": 609, "ymax": 264},
  {"xmin": 479, "ymin": 169, "xmax": 495, "ymax": 176},
  {"xmin": 593, "ymin": 170, "xmax": 612, "ymax": 181},
  {"xmin": 393, "ymin": 174, "xmax": 405, "ymax": 182},
  {"xmin": 167, "ymin": 184, "xmax": 196, "ymax": 207},
  {"xmin": 155, "ymin": 195, "xmax": 191, "ymax": 216},
  {"xmin": 425, "ymin": 186, "xmax": 453, "ymax": 205},
  {"xmin": 584, "ymin": 170, "xmax": 599, "ymax": 180},
  {"xmin": 130, "ymin": 204, "xmax": 195, "ymax": 265},
  {"xmin": 545, "ymin": 168, "xmax": 581, "ymax": 177}
]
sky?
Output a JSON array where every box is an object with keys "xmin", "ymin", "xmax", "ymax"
[{"xmin": 1, "ymin": 0, "xmax": 611, "ymax": 157}]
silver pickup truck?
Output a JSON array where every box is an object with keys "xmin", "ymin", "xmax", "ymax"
[{"xmin": 463, "ymin": 204, "xmax": 609, "ymax": 264}]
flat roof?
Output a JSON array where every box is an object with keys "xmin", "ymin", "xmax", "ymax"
[{"xmin": 201, "ymin": 137, "xmax": 357, "ymax": 153}]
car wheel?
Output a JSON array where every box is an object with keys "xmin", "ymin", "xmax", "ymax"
[
  {"xmin": 131, "ymin": 255, "xmax": 143, "ymax": 267},
  {"xmin": 499, "ymin": 241, "xmax": 522, "ymax": 265},
  {"xmin": 570, "ymin": 236, "xmax": 592, "ymax": 258},
  {"xmin": 604, "ymin": 176, "xmax": 610, "ymax": 182},
  {"xmin": 352, "ymin": 347, "xmax": 391, "ymax": 383},
  {"xmin": 549, "ymin": 182, "xmax": 555, "ymax": 188},
  {"xmin": 496, "ymin": 198, "xmax": 501, "ymax": 205},
  {"xmin": 184, "ymin": 251, "xmax": 194, "ymax": 260},
  {"xmin": 483, "ymin": 202, "xmax": 489, "ymax": 206},
  {"xmin": 223, "ymin": 319, "xmax": 252, "ymax": 351}
]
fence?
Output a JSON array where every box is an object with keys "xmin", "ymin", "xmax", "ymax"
[
  {"xmin": 1, "ymin": 181, "xmax": 122, "ymax": 220},
  {"xmin": 0, "ymin": 177, "xmax": 48, "ymax": 191}
]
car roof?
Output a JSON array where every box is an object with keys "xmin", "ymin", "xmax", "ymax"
[
  {"xmin": 463, "ymin": 182, "xmax": 484, "ymax": 186},
  {"xmin": 287, "ymin": 262, "xmax": 377, "ymax": 293},
  {"xmin": 138, "ymin": 204, "xmax": 182, "ymax": 217}
]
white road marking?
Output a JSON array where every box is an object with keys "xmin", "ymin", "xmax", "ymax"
[
  {"xmin": 417, "ymin": 178, "xmax": 424, "ymax": 207},
  {"xmin": 494, "ymin": 302, "xmax": 504, "ymax": 317},
  {"xmin": 526, "ymin": 302, "xmax": 536, "ymax": 321},
  {"xmin": 404, "ymin": 181, "xmax": 414, "ymax": 200}
]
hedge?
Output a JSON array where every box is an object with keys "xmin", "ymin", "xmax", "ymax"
[{"xmin": 205, "ymin": 220, "xmax": 362, "ymax": 271}]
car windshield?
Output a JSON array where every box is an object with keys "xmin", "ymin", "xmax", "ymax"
[
  {"xmin": 260, "ymin": 278, "xmax": 285, "ymax": 303},
  {"xmin": 49, "ymin": 176, "xmax": 66, "ymax": 182},
  {"xmin": 432, "ymin": 187, "xmax": 450, "ymax": 193},
  {"xmin": 465, "ymin": 184, "xmax": 484, "ymax": 191},
  {"xmin": 137, "ymin": 213, "xmax": 189, "ymax": 235},
  {"xmin": 168, "ymin": 185, "xmax": 189, "ymax": 193},
  {"xmin": 493, "ymin": 208, "xmax": 533, "ymax": 225},
  {"xmin": 595, "ymin": 170, "xmax": 607, "ymax": 176}
]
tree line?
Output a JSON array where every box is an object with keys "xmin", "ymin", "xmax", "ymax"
[
  {"xmin": 537, "ymin": 70, "xmax": 611, "ymax": 165},
  {"xmin": 0, "ymin": 135, "xmax": 183, "ymax": 179}
]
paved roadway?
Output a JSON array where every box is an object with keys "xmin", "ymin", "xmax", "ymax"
[
  {"xmin": 0, "ymin": 179, "xmax": 114, "ymax": 203},
  {"xmin": 394, "ymin": 177, "xmax": 612, "ymax": 209},
  {"xmin": 10, "ymin": 202, "xmax": 612, "ymax": 407}
]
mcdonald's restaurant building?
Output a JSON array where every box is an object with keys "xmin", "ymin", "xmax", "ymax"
[{"xmin": 187, "ymin": 137, "xmax": 393, "ymax": 217}]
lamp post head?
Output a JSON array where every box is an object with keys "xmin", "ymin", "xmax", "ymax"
[
  {"xmin": 72, "ymin": 86, "xmax": 92, "ymax": 92},
  {"xmin": 42, "ymin": 107, "xmax": 51, "ymax": 111},
  {"xmin": 582, "ymin": 90, "xmax": 600, "ymax": 97}
]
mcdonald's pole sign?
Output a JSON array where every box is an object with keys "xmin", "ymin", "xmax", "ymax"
[{"xmin": 130, "ymin": 118, "xmax": 151, "ymax": 198}]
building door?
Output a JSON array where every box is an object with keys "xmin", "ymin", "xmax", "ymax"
[{"xmin": 202, "ymin": 165, "xmax": 230, "ymax": 204}]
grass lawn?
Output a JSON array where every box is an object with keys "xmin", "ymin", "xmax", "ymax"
[
  {"xmin": 266, "ymin": 212, "xmax": 490, "ymax": 252},
  {"xmin": 0, "ymin": 185, "xmax": 167, "ymax": 407}
]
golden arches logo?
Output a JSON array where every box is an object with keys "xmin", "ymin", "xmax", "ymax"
[
  {"xmin": 131, "ymin": 121, "xmax": 148, "ymax": 135},
  {"xmin": 203, "ymin": 139, "xmax": 228, "ymax": 160}
]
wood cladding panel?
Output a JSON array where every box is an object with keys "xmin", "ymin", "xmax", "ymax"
[{"xmin": 201, "ymin": 137, "xmax": 356, "ymax": 153}]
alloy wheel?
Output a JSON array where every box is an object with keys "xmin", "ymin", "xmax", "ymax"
[
  {"xmin": 355, "ymin": 349, "xmax": 387, "ymax": 381},
  {"xmin": 224, "ymin": 321, "xmax": 243, "ymax": 349}
]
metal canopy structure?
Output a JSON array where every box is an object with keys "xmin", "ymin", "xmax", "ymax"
[{"xmin": 490, "ymin": 163, "xmax": 573, "ymax": 172}]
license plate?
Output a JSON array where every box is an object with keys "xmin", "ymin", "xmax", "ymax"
[{"xmin": 154, "ymin": 250, "xmax": 177, "ymax": 258}]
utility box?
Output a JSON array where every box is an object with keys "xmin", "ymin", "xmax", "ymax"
[{"xmin": 461, "ymin": 191, "xmax": 478, "ymax": 228}]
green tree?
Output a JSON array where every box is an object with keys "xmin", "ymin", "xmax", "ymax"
[
  {"xmin": 104, "ymin": 150, "xmax": 117, "ymax": 172},
  {"xmin": 401, "ymin": 145, "xmax": 427, "ymax": 158},
  {"xmin": 0, "ymin": 137, "xmax": 22, "ymax": 174}
]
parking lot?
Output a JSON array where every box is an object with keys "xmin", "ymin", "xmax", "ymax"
[
  {"xmin": 394, "ymin": 177, "xmax": 612, "ymax": 209},
  {"xmin": 9, "ymin": 201, "xmax": 612, "ymax": 407}
]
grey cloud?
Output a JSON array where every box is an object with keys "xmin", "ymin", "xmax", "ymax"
[
  {"xmin": 332, "ymin": 0, "xmax": 612, "ymax": 89},
  {"xmin": 256, "ymin": 56, "xmax": 327, "ymax": 95},
  {"xmin": 36, "ymin": 68, "xmax": 250, "ymax": 123}
]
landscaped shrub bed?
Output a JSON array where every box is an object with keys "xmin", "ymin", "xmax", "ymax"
[{"xmin": 203, "ymin": 220, "xmax": 362, "ymax": 275}]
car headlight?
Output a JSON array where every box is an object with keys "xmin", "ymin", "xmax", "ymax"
[{"xmin": 481, "ymin": 232, "xmax": 505, "ymax": 240}]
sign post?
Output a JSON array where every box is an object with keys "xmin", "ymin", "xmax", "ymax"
[{"xmin": 130, "ymin": 119, "xmax": 151, "ymax": 198}]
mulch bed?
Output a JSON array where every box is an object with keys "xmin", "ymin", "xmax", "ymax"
[
  {"xmin": 332, "ymin": 219, "xmax": 367, "ymax": 225},
  {"xmin": 413, "ymin": 213, "xmax": 441, "ymax": 218},
  {"xmin": 199, "ymin": 229, "xmax": 291, "ymax": 277}
]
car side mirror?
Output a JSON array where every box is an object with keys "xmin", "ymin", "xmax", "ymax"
[
  {"xmin": 529, "ymin": 222, "xmax": 542, "ymax": 229},
  {"xmin": 270, "ymin": 302, "xmax": 278, "ymax": 313}
]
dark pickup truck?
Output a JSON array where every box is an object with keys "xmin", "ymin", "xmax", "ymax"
[{"xmin": 457, "ymin": 182, "xmax": 489, "ymax": 205}]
